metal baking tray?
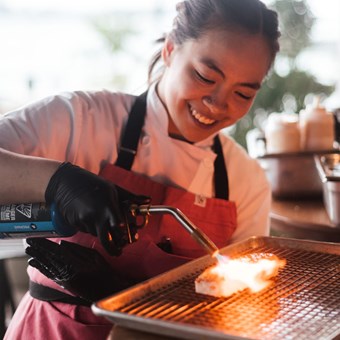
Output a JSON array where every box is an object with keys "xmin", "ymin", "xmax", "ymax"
[
  {"xmin": 256, "ymin": 150, "xmax": 336, "ymax": 199},
  {"xmin": 92, "ymin": 236, "xmax": 340, "ymax": 340},
  {"xmin": 315, "ymin": 153, "xmax": 340, "ymax": 226}
]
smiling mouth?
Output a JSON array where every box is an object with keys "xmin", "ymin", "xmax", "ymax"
[{"xmin": 189, "ymin": 106, "xmax": 216, "ymax": 126}]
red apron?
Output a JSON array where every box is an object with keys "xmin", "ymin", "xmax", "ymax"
[{"xmin": 5, "ymin": 92, "xmax": 237, "ymax": 340}]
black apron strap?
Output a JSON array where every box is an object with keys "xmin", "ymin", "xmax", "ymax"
[
  {"xmin": 115, "ymin": 91, "xmax": 148, "ymax": 170},
  {"xmin": 213, "ymin": 135, "xmax": 229, "ymax": 200},
  {"xmin": 29, "ymin": 280, "xmax": 91, "ymax": 307}
]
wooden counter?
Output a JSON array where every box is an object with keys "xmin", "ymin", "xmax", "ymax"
[{"xmin": 270, "ymin": 198, "xmax": 340, "ymax": 242}]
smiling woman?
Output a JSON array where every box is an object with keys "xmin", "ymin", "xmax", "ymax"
[
  {"xmin": 157, "ymin": 29, "xmax": 272, "ymax": 142},
  {"xmin": 0, "ymin": 1, "xmax": 279, "ymax": 339}
]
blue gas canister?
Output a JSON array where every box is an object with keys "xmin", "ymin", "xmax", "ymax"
[{"xmin": 0, "ymin": 202, "xmax": 76, "ymax": 239}]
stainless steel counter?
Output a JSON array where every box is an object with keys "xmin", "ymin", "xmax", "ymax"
[{"xmin": 270, "ymin": 198, "xmax": 340, "ymax": 242}]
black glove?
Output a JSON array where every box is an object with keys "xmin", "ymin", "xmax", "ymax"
[
  {"xmin": 45, "ymin": 162, "xmax": 150, "ymax": 256},
  {"xmin": 26, "ymin": 238, "xmax": 136, "ymax": 302}
]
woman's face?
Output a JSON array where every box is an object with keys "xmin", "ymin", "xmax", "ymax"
[{"xmin": 157, "ymin": 28, "xmax": 272, "ymax": 143}]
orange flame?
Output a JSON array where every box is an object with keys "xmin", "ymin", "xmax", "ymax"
[
  {"xmin": 214, "ymin": 253, "xmax": 286, "ymax": 294},
  {"xmin": 194, "ymin": 252, "xmax": 287, "ymax": 298}
]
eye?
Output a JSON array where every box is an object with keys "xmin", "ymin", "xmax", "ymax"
[
  {"xmin": 235, "ymin": 91, "xmax": 252, "ymax": 100},
  {"xmin": 195, "ymin": 70, "xmax": 215, "ymax": 85}
]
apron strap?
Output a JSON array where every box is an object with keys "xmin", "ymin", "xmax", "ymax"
[
  {"xmin": 115, "ymin": 91, "xmax": 148, "ymax": 170},
  {"xmin": 115, "ymin": 91, "xmax": 229, "ymax": 200},
  {"xmin": 29, "ymin": 280, "xmax": 91, "ymax": 307},
  {"xmin": 213, "ymin": 135, "xmax": 229, "ymax": 200}
]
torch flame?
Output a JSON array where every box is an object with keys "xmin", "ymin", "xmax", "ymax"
[
  {"xmin": 212, "ymin": 253, "xmax": 286, "ymax": 293},
  {"xmin": 195, "ymin": 252, "xmax": 287, "ymax": 298}
]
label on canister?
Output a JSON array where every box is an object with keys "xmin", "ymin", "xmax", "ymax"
[
  {"xmin": 0, "ymin": 202, "xmax": 51, "ymax": 222},
  {"xmin": 0, "ymin": 202, "xmax": 57, "ymax": 238}
]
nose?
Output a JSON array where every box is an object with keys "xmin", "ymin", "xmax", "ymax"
[{"xmin": 202, "ymin": 95, "xmax": 227, "ymax": 114}]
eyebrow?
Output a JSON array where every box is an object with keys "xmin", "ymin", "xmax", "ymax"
[
  {"xmin": 200, "ymin": 57, "xmax": 261, "ymax": 90},
  {"xmin": 239, "ymin": 82, "xmax": 261, "ymax": 90}
]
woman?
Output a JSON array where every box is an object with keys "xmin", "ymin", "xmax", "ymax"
[{"xmin": 1, "ymin": 0, "xmax": 280, "ymax": 338}]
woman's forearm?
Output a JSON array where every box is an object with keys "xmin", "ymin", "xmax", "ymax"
[{"xmin": 0, "ymin": 148, "xmax": 61, "ymax": 204}]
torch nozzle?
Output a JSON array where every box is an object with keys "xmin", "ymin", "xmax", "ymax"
[{"xmin": 134, "ymin": 204, "xmax": 220, "ymax": 256}]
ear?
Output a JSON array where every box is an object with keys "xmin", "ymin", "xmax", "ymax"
[{"xmin": 161, "ymin": 37, "xmax": 175, "ymax": 66}]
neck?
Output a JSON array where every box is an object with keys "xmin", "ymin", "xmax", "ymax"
[{"xmin": 168, "ymin": 132, "xmax": 193, "ymax": 144}]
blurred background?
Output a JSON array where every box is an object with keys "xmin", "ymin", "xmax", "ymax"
[{"xmin": 0, "ymin": 0, "xmax": 339, "ymax": 148}]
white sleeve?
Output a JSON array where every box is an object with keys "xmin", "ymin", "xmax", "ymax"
[
  {"xmin": 220, "ymin": 133, "xmax": 272, "ymax": 243},
  {"xmin": 0, "ymin": 92, "xmax": 81, "ymax": 160},
  {"xmin": 0, "ymin": 90, "xmax": 133, "ymax": 174}
]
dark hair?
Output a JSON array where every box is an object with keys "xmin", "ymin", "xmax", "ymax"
[{"xmin": 148, "ymin": 0, "xmax": 280, "ymax": 83}]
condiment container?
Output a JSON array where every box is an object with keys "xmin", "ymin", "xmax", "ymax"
[
  {"xmin": 265, "ymin": 113, "xmax": 301, "ymax": 154},
  {"xmin": 300, "ymin": 96, "xmax": 335, "ymax": 151}
]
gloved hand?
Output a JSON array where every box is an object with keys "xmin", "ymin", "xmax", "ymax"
[
  {"xmin": 26, "ymin": 238, "xmax": 136, "ymax": 302},
  {"xmin": 45, "ymin": 162, "xmax": 150, "ymax": 256}
]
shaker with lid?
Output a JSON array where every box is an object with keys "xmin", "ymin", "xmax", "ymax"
[
  {"xmin": 265, "ymin": 113, "xmax": 301, "ymax": 153},
  {"xmin": 299, "ymin": 96, "xmax": 335, "ymax": 151}
]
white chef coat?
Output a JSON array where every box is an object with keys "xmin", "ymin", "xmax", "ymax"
[{"xmin": 0, "ymin": 83, "xmax": 271, "ymax": 243}]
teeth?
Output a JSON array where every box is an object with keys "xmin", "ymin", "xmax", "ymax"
[{"xmin": 191, "ymin": 109, "xmax": 216, "ymax": 125}]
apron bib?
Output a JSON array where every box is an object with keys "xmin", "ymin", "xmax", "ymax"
[{"xmin": 99, "ymin": 164, "xmax": 236, "ymax": 281}]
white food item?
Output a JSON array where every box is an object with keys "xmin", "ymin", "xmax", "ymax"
[
  {"xmin": 195, "ymin": 253, "xmax": 286, "ymax": 298},
  {"xmin": 195, "ymin": 267, "xmax": 247, "ymax": 297}
]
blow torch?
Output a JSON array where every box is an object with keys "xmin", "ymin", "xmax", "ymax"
[{"xmin": 0, "ymin": 202, "xmax": 226, "ymax": 261}]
